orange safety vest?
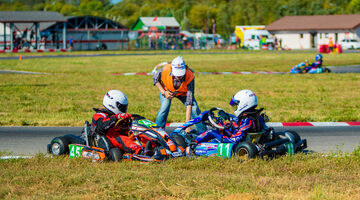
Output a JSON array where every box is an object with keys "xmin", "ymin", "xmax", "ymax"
[
  {"xmin": 160, "ymin": 64, "xmax": 194, "ymax": 97},
  {"xmin": 329, "ymin": 38, "xmax": 334, "ymax": 47}
]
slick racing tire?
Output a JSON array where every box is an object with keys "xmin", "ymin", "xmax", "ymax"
[
  {"xmin": 282, "ymin": 131, "xmax": 301, "ymax": 143},
  {"xmin": 276, "ymin": 131, "xmax": 301, "ymax": 144},
  {"xmin": 234, "ymin": 142, "xmax": 258, "ymax": 161},
  {"xmin": 109, "ymin": 148, "xmax": 123, "ymax": 162},
  {"xmin": 49, "ymin": 136, "xmax": 70, "ymax": 156},
  {"xmin": 172, "ymin": 134, "xmax": 187, "ymax": 149},
  {"xmin": 324, "ymin": 68, "xmax": 331, "ymax": 73}
]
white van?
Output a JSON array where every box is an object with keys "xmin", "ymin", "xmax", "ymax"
[
  {"xmin": 242, "ymin": 29, "xmax": 274, "ymax": 50},
  {"xmin": 235, "ymin": 25, "xmax": 274, "ymax": 50}
]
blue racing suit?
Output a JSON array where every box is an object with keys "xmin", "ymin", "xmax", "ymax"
[
  {"xmin": 195, "ymin": 117, "xmax": 257, "ymax": 143},
  {"xmin": 308, "ymin": 60, "xmax": 323, "ymax": 73},
  {"xmin": 312, "ymin": 60, "xmax": 322, "ymax": 68}
]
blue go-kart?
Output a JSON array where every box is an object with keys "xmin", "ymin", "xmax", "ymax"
[{"xmin": 170, "ymin": 107, "xmax": 307, "ymax": 161}]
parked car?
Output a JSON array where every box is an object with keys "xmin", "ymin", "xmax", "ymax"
[{"xmin": 339, "ymin": 39, "xmax": 360, "ymax": 49}]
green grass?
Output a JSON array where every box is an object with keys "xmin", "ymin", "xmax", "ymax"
[
  {"xmin": 1, "ymin": 151, "xmax": 360, "ymax": 199},
  {"xmin": 0, "ymin": 51, "xmax": 359, "ymax": 126},
  {"xmin": 1, "ymin": 51, "xmax": 360, "ymax": 199}
]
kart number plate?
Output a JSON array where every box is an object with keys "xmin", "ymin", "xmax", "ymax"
[
  {"xmin": 69, "ymin": 144, "xmax": 84, "ymax": 158},
  {"xmin": 217, "ymin": 143, "xmax": 233, "ymax": 158}
]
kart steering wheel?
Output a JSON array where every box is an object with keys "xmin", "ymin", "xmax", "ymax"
[{"xmin": 208, "ymin": 107, "xmax": 233, "ymax": 130}]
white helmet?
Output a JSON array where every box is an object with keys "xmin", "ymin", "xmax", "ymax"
[
  {"xmin": 229, "ymin": 89, "xmax": 257, "ymax": 117},
  {"xmin": 103, "ymin": 90, "xmax": 128, "ymax": 114},
  {"xmin": 171, "ymin": 56, "xmax": 186, "ymax": 77}
]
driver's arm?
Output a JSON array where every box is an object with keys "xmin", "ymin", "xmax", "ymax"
[
  {"xmin": 226, "ymin": 118, "xmax": 254, "ymax": 142},
  {"xmin": 92, "ymin": 113, "xmax": 117, "ymax": 134}
]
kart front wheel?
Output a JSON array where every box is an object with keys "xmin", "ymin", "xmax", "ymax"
[
  {"xmin": 109, "ymin": 148, "xmax": 123, "ymax": 162},
  {"xmin": 49, "ymin": 136, "xmax": 69, "ymax": 156},
  {"xmin": 234, "ymin": 142, "xmax": 258, "ymax": 161}
]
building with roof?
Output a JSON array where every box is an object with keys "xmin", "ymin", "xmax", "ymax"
[
  {"xmin": 131, "ymin": 17, "xmax": 180, "ymax": 32},
  {"xmin": 0, "ymin": 11, "xmax": 67, "ymax": 50},
  {"xmin": 266, "ymin": 14, "xmax": 360, "ymax": 49},
  {"xmin": 0, "ymin": 12, "xmax": 129, "ymax": 51},
  {"xmin": 130, "ymin": 17, "xmax": 181, "ymax": 50},
  {"xmin": 42, "ymin": 16, "xmax": 128, "ymax": 50}
]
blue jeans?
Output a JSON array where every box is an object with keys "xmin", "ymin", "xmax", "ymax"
[{"xmin": 155, "ymin": 92, "xmax": 206, "ymax": 133}]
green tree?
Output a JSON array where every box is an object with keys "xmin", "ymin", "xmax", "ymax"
[{"xmin": 347, "ymin": 0, "xmax": 360, "ymax": 13}]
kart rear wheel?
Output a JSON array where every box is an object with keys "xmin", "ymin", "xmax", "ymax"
[
  {"xmin": 49, "ymin": 136, "xmax": 69, "ymax": 156},
  {"xmin": 109, "ymin": 148, "xmax": 123, "ymax": 162},
  {"xmin": 324, "ymin": 68, "xmax": 331, "ymax": 73},
  {"xmin": 285, "ymin": 131, "xmax": 301, "ymax": 143},
  {"xmin": 277, "ymin": 131, "xmax": 301, "ymax": 143},
  {"xmin": 234, "ymin": 142, "xmax": 258, "ymax": 161},
  {"xmin": 172, "ymin": 134, "xmax": 187, "ymax": 149}
]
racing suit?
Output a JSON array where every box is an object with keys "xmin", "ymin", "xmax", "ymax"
[
  {"xmin": 312, "ymin": 60, "xmax": 322, "ymax": 68},
  {"xmin": 195, "ymin": 115, "xmax": 267, "ymax": 143},
  {"xmin": 307, "ymin": 60, "xmax": 323, "ymax": 73},
  {"xmin": 92, "ymin": 108, "xmax": 142, "ymax": 154}
]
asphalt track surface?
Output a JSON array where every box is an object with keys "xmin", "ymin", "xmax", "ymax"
[{"xmin": 0, "ymin": 126, "xmax": 360, "ymax": 155}]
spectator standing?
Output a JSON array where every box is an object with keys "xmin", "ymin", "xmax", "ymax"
[
  {"xmin": 69, "ymin": 35, "xmax": 74, "ymax": 50},
  {"xmin": 328, "ymin": 37, "xmax": 334, "ymax": 53},
  {"xmin": 153, "ymin": 56, "xmax": 206, "ymax": 133}
]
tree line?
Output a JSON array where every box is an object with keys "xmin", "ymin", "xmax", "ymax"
[{"xmin": 1, "ymin": 0, "xmax": 359, "ymax": 39}]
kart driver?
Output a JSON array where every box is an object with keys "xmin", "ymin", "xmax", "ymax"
[
  {"xmin": 92, "ymin": 90, "xmax": 142, "ymax": 154},
  {"xmin": 312, "ymin": 53, "xmax": 323, "ymax": 68},
  {"xmin": 305, "ymin": 54, "xmax": 323, "ymax": 73},
  {"xmin": 195, "ymin": 89, "xmax": 267, "ymax": 143}
]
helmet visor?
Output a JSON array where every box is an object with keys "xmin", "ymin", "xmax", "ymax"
[
  {"xmin": 116, "ymin": 102, "xmax": 128, "ymax": 113},
  {"xmin": 229, "ymin": 96, "xmax": 239, "ymax": 106}
]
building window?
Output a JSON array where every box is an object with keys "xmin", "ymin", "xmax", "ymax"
[{"xmin": 300, "ymin": 33, "xmax": 303, "ymax": 39}]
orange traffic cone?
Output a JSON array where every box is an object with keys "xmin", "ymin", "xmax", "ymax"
[{"xmin": 19, "ymin": 55, "xmax": 22, "ymax": 61}]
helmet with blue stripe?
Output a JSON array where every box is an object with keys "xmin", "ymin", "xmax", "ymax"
[
  {"xmin": 229, "ymin": 89, "xmax": 258, "ymax": 117},
  {"xmin": 315, "ymin": 54, "xmax": 323, "ymax": 61}
]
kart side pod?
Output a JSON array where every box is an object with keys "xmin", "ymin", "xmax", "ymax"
[{"xmin": 69, "ymin": 144, "xmax": 106, "ymax": 163}]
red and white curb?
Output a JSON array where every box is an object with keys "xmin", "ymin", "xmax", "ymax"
[
  {"xmin": 112, "ymin": 71, "xmax": 286, "ymax": 76},
  {"xmin": 165, "ymin": 122, "xmax": 360, "ymax": 127}
]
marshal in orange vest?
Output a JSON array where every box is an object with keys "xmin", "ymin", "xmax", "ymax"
[{"xmin": 160, "ymin": 64, "xmax": 194, "ymax": 97}]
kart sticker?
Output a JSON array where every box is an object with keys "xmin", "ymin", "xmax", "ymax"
[
  {"xmin": 69, "ymin": 144, "xmax": 84, "ymax": 158},
  {"xmin": 286, "ymin": 143, "xmax": 295, "ymax": 156},
  {"xmin": 139, "ymin": 119, "xmax": 158, "ymax": 128},
  {"xmin": 217, "ymin": 143, "xmax": 234, "ymax": 158}
]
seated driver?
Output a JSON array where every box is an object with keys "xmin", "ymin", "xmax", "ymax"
[
  {"xmin": 195, "ymin": 89, "xmax": 267, "ymax": 143},
  {"xmin": 312, "ymin": 53, "xmax": 323, "ymax": 68},
  {"xmin": 92, "ymin": 90, "xmax": 142, "ymax": 154}
]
